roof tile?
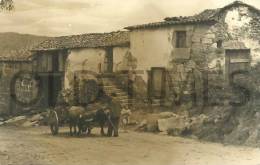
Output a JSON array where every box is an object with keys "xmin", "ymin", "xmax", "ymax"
[{"xmin": 33, "ymin": 31, "xmax": 130, "ymax": 51}]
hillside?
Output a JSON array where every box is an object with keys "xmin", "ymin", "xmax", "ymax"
[{"xmin": 0, "ymin": 32, "xmax": 50, "ymax": 61}]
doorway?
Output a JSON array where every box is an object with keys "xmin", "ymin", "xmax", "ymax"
[
  {"xmin": 225, "ymin": 49, "xmax": 250, "ymax": 84},
  {"xmin": 39, "ymin": 74, "xmax": 62, "ymax": 107},
  {"xmin": 48, "ymin": 75, "xmax": 62, "ymax": 106},
  {"xmin": 150, "ymin": 67, "xmax": 166, "ymax": 99},
  {"xmin": 104, "ymin": 47, "xmax": 113, "ymax": 73}
]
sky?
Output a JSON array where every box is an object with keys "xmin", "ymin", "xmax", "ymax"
[{"xmin": 0, "ymin": 0, "xmax": 260, "ymax": 37}]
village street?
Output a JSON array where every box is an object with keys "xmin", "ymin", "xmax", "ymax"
[{"xmin": 0, "ymin": 126, "xmax": 259, "ymax": 165}]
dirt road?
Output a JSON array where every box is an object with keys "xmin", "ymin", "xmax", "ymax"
[{"xmin": 0, "ymin": 126, "xmax": 260, "ymax": 165}]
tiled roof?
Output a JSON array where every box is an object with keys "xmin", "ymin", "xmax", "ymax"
[
  {"xmin": 164, "ymin": 9, "xmax": 219, "ymax": 22},
  {"xmin": 192, "ymin": 9, "xmax": 220, "ymax": 20},
  {"xmin": 125, "ymin": 1, "xmax": 259, "ymax": 30},
  {"xmin": 125, "ymin": 17, "xmax": 216, "ymax": 30},
  {"xmin": 33, "ymin": 31, "xmax": 130, "ymax": 51},
  {"xmin": 125, "ymin": 9, "xmax": 218, "ymax": 30}
]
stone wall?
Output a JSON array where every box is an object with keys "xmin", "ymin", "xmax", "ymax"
[
  {"xmin": 130, "ymin": 24, "xmax": 213, "ymax": 104},
  {"xmin": 129, "ymin": 5, "xmax": 260, "ymax": 106},
  {"xmin": 198, "ymin": 5, "xmax": 260, "ymax": 105}
]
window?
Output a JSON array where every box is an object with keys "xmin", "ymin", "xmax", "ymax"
[
  {"xmin": 176, "ymin": 31, "xmax": 187, "ymax": 48},
  {"xmin": 217, "ymin": 40, "xmax": 223, "ymax": 48}
]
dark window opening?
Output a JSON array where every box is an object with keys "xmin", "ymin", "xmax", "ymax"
[
  {"xmin": 176, "ymin": 31, "xmax": 187, "ymax": 48},
  {"xmin": 217, "ymin": 40, "xmax": 223, "ymax": 48},
  {"xmin": 52, "ymin": 55, "xmax": 59, "ymax": 72}
]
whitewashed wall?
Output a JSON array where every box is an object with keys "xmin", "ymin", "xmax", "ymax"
[
  {"xmin": 64, "ymin": 48, "xmax": 106, "ymax": 89},
  {"xmin": 113, "ymin": 46, "xmax": 130, "ymax": 71},
  {"xmin": 130, "ymin": 24, "xmax": 206, "ymax": 82}
]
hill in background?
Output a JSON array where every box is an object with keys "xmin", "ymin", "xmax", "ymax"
[{"xmin": 0, "ymin": 32, "xmax": 50, "ymax": 61}]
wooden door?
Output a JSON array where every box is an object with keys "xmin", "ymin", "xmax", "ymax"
[
  {"xmin": 48, "ymin": 75, "xmax": 62, "ymax": 107},
  {"xmin": 104, "ymin": 48, "xmax": 113, "ymax": 73},
  {"xmin": 225, "ymin": 49, "xmax": 250, "ymax": 84},
  {"xmin": 150, "ymin": 67, "xmax": 166, "ymax": 98}
]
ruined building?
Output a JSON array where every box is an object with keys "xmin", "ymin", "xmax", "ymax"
[
  {"xmin": 1, "ymin": 1, "xmax": 260, "ymax": 114},
  {"xmin": 125, "ymin": 1, "xmax": 260, "ymax": 107},
  {"xmin": 31, "ymin": 31, "xmax": 131, "ymax": 109}
]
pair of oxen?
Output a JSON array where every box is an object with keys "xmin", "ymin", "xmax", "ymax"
[{"xmin": 67, "ymin": 105, "xmax": 120, "ymax": 137}]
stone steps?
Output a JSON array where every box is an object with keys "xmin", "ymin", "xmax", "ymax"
[
  {"xmin": 101, "ymin": 77, "xmax": 132, "ymax": 108},
  {"xmin": 103, "ymin": 89, "xmax": 129, "ymax": 97}
]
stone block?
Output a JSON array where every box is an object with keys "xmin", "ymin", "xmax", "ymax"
[
  {"xmin": 172, "ymin": 48, "xmax": 191, "ymax": 60},
  {"xmin": 202, "ymin": 38, "xmax": 213, "ymax": 44},
  {"xmin": 157, "ymin": 115, "xmax": 189, "ymax": 133},
  {"xmin": 158, "ymin": 112, "xmax": 177, "ymax": 119},
  {"xmin": 192, "ymin": 37, "xmax": 201, "ymax": 43},
  {"xmin": 30, "ymin": 114, "xmax": 44, "ymax": 122},
  {"xmin": 205, "ymin": 33, "xmax": 216, "ymax": 39}
]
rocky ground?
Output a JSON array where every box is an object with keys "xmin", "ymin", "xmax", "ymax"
[
  {"xmin": 1, "ymin": 102, "xmax": 260, "ymax": 165},
  {"xmin": 1, "ymin": 126, "xmax": 260, "ymax": 165},
  {"xmin": 130, "ymin": 103, "xmax": 260, "ymax": 147},
  {"xmin": 2, "ymin": 103, "xmax": 260, "ymax": 148}
]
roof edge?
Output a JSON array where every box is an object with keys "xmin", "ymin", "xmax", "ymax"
[
  {"xmin": 124, "ymin": 19, "xmax": 217, "ymax": 31},
  {"xmin": 125, "ymin": 1, "xmax": 260, "ymax": 31},
  {"xmin": 32, "ymin": 31, "xmax": 130, "ymax": 52},
  {"xmin": 32, "ymin": 42, "xmax": 130, "ymax": 52}
]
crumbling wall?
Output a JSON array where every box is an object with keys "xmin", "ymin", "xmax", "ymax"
[
  {"xmin": 223, "ymin": 6, "xmax": 260, "ymax": 65},
  {"xmin": 130, "ymin": 25, "xmax": 211, "ymax": 104},
  {"xmin": 129, "ymin": 5, "xmax": 260, "ymax": 106},
  {"xmin": 205, "ymin": 5, "xmax": 260, "ymax": 69},
  {"xmin": 194, "ymin": 22, "xmax": 228, "ymax": 105},
  {"xmin": 129, "ymin": 22, "xmax": 226, "ymax": 105},
  {"xmin": 197, "ymin": 5, "xmax": 260, "ymax": 105},
  {"xmin": 166, "ymin": 25, "xmax": 212, "ymax": 106}
]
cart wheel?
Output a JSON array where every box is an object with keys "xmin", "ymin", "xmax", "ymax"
[{"xmin": 49, "ymin": 110, "xmax": 59, "ymax": 135}]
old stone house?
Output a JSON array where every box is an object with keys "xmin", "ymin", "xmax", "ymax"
[
  {"xmin": 124, "ymin": 1, "xmax": 260, "ymax": 106},
  {"xmin": 2, "ymin": 1, "xmax": 260, "ymax": 115},
  {"xmin": 32, "ymin": 31, "xmax": 132, "ymax": 107}
]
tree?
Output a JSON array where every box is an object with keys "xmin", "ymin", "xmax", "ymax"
[{"xmin": 0, "ymin": 0, "xmax": 14, "ymax": 11}]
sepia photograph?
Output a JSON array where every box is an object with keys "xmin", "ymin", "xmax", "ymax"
[{"xmin": 1, "ymin": 0, "xmax": 260, "ymax": 164}]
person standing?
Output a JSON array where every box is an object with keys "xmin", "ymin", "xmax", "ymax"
[{"xmin": 107, "ymin": 93, "xmax": 121, "ymax": 137}]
